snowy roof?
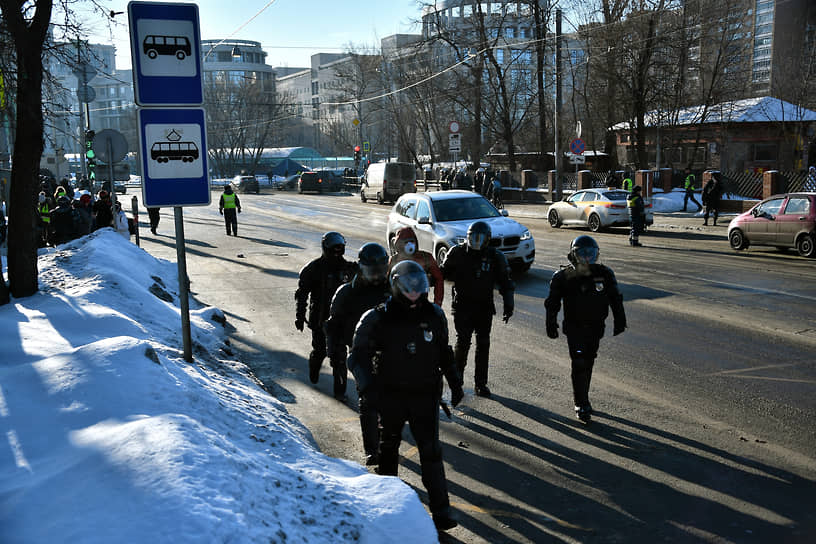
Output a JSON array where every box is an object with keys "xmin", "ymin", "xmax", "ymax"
[
  {"xmin": 258, "ymin": 147, "xmax": 324, "ymax": 159},
  {"xmin": 611, "ymin": 96, "xmax": 816, "ymax": 130}
]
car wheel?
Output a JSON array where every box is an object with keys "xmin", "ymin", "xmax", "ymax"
[
  {"xmin": 588, "ymin": 213, "xmax": 602, "ymax": 232},
  {"xmin": 435, "ymin": 245, "xmax": 449, "ymax": 265},
  {"xmin": 796, "ymin": 233, "xmax": 815, "ymax": 258},
  {"xmin": 548, "ymin": 209, "xmax": 561, "ymax": 228},
  {"xmin": 360, "ymin": 189, "xmax": 367, "ymax": 203},
  {"xmin": 729, "ymin": 229, "xmax": 749, "ymax": 250},
  {"xmin": 376, "ymin": 192, "xmax": 384, "ymax": 205}
]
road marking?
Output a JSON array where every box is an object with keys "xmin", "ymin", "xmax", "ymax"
[{"xmin": 708, "ymin": 363, "xmax": 816, "ymax": 384}]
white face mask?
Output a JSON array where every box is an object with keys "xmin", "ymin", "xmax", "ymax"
[{"xmin": 403, "ymin": 241, "xmax": 416, "ymax": 255}]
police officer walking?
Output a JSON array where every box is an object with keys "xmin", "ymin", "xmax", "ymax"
[
  {"xmin": 325, "ymin": 243, "xmax": 391, "ymax": 463},
  {"xmin": 545, "ymin": 236, "xmax": 626, "ymax": 423},
  {"xmin": 295, "ymin": 232, "xmax": 358, "ymax": 386},
  {"xmin": 683, "ymin": 168, "xmax": 702, "ymax": 212},
  {"xmin": 441, "ymin": 221, "xmax": 514, "ymax": 398},
  {"xmin": 347, "ymin": 260, "xmax": 464, "ymax": 532},
  {"xmin": 218, "ymin": 185, "xmax": 242, "ymax": 236}
]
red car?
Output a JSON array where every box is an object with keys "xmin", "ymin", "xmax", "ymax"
[{"xmin": 728, "ymin": 193, "xmax": 816, "ymax": 258}]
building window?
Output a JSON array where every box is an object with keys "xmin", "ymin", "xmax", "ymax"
[
  {"xmin": 753, "ymin": 143, "xmax": 777, "ymax": 161},
  {"xmin": 496, "ymin": 49, "xmax": 504, "ymax": 64},
  {"xmin": 755, "ymin": 23, "xmax": 773, "ymax": 35}
]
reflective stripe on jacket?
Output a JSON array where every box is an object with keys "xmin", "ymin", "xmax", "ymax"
[
  {"xmin": 222, "ymin": 193, "xmax": 237, "ymax": 209},
  {"xmin": 684, "ymin": 175, "xmax": 696, "ymax": 190},
  {"xmin": 622, "ymin": 178, "xmax": 633, "ymax": 191},
  {"xmin": 40, "ymin": 204, "xmax": 51, "ymax": 223}
]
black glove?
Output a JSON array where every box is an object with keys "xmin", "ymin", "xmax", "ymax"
[
  {"xmin": 238, "ymin": 208, "xmax": 242, "ymax": 213},
  {"xmin": 546, "ymin": 323, "xmax": 559, "ymax": 339},
  {"xmin": 450, "ymin": 385, "xmax": 464, "ymax": 408},
  {"xmin": 502, "ymin": 305, "xmax": 513, "ymax": 323},
  {"xmin": 295, "ymin": 318, "xmax": 305, "ymax": 332},
  {"xmin": 219, "ymin": 209, "xmax": 223, "ymax": 215},
  {"xmin": 613, "ymin": 321, "xmax": 626, "ymax": 336}
]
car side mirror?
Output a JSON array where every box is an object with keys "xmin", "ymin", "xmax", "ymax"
[
  {"xmin": 751, "ymin": 208, "xmax": 758, "ymax": 217},
  {"xmin": 500, "ymin": 209, "xmax": 509, "ymax": 217},
  {"xmin": 418, "ymin": 216, "xmax": 431, "ymax": 225}
]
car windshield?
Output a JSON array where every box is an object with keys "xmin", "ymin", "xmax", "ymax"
[{"xmin": 432, "ymin": 196, "xmax": 501, "ymax": 222}]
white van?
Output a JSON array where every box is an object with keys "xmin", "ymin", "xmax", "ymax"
[{"xmin": 361, "ymin": 162, "xmax": 417, "ymax": 204}]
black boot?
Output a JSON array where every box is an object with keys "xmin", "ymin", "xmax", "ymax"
[
  {"xmin": 432, "ymin": 508, "xmax": 458, "ymax": 531},
  {"xmin": 332, "ymin": 362, "xmax": 347, "ymax": 400},
  {"xmin": 308, "ymin": 352, "xmax": 322, "ymax": 384}
]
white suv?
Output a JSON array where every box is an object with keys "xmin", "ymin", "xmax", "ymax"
[{"xmin": 386, "ymin": 190, "xmax": 535, "ymax": 272}]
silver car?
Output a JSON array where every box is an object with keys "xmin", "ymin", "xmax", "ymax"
[
  {"xmin": 548, "ymin": 189, "xmax": 653, "ymax": 232},
  {"xmin": 386, "ymin": 190, "xmax": 535, "ymax": 272}
]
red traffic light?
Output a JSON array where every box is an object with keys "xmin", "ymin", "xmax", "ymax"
[{"xmin": 354, "ymin": 146, "xmax": 361, "ymax": 152}]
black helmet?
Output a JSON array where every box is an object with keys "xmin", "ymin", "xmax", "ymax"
[
  {"xmin": 568, "ymin": 235, "xmax": 599, "ymax": 266},
  {"xmin": 321, "ymin": 231, "xmax": 346, "ymax": 258},
  {"xmin": 358, "ymin": 243, "xmax": 389, "ymax": 283},
  {"xmin": 467, "ymin": 221, "xmax": 491, "ymax": 251},
  {"xmin": 389, "ymin": 260, "xmax": 429, "ymax": 305}
]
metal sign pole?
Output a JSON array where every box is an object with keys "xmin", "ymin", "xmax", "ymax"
[{"xmin": 174, "ymin": 206, "xmax": 193, "ymax": 362}]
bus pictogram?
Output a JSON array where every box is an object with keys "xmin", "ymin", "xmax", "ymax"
[
  {"xmin": 150, "ymin": 141, "xmax": 199, "ymax": 163},
  {"xmin": 143, "ymin": 35, "xmax": 192, "ymax": 60}
]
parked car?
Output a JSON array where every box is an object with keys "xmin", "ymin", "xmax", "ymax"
[
  {"xmin": 361, "ymin": 162, "xmax": 417, "ymax": 204},
  {"xmin": 728, "ymin": 192, "xmax": 816, "ymax": 258},
  {"xmin": 547, "ymin": 188, "xmax": 653, "ymax": 232},
  {"xmin": 386, "ymin": 190, "xmax": 535, "ymax": 272},
  {"xmin": 298, "ymin": 171, "xmax": 327, "ymax": 193},
  {"xmin": 233, "ymin": 175, "xmax": 259, "ymax": 194},
  {"xmin": 270, "ymin": 174, "xmax": 298, "ymax": 191}
]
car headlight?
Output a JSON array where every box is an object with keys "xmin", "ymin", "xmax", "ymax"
[
  {"xmin": 520, "ymin": 229, "xmax": 532, "ymax": 241},
  {"xmin": 452, "ymin": 236, "xmax": 466, "ymax": 246}
]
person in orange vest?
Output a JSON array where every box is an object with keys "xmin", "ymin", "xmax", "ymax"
[
  {"xmin": 388, "ymin": 226, "xmax": 444, "ymax": 306},
  {"xmin": 218, "ymin": 184, "xmax": 242, "ymax": 236}
]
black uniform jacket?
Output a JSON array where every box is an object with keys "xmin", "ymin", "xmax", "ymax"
[
  {"xmin": 347, "ymin": 297, "xmax": 462, "ymax": 396},
  {"xmin": 325, "ymin": 275, "xmax": 391, "ymax": 355},
  {"xmin": 545, "ymin": 263, "xmax": 626, "ymax": 337},
  {"xmin": 295, "ymin": 256, "xmax": 357, "ymax": 328},
  {"xmin": 440, "ymin": 244, "xmax": 514, "ymax": 313}
]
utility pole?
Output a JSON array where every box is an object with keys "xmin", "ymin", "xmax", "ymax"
[
  {"xmin": 554, "ymin": 8, "xmax": 562, "ymax": 200},
  {"xmin": 76, "ymin": 38, "xmax": 88, "ymax": 180}
]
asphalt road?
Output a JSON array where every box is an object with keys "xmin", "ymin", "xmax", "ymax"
[{"xmin": 138, "ymin": 189, "xmax": 816, "ymax": 544}]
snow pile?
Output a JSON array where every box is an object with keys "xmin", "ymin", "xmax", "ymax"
[
  {"xmin": 650, "ymin": 187, "xmax": 749, "ymax": 214},
  {"xmin": 0, "ymin": 229, "xmax": 437, "ymax": 543}
]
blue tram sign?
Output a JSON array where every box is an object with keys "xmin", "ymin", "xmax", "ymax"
[
  {"xmin": 138, "ymin": 108, "xmax": 210, "ymax": 207},
  {"xmin": 128, "ymin": 2, "xmax": 203, "ymax": 106}
]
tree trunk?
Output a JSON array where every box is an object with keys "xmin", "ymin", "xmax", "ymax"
[{"xmin": 1, "ymin": 0, "xmax": 53, "ymax": 300}]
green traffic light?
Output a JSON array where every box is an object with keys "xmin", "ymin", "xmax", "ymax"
[{"xmin": 86, "ymin": 149, "xmax": 95, "ymax": 159}]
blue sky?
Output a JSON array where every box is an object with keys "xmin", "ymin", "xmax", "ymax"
[{"xmin": 82, "ymin": 0, "xmax": 422, "ymax": 70}]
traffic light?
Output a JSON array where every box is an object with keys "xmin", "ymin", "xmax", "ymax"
[
  {"xmin": 85, "ymin": 129, "xmax": 96, "ymax": 181},
  {"xmin": 354, "ymin": 145, "xmax": 361, "ymax": 163}
]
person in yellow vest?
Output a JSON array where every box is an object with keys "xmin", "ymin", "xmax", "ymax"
[
  {"xmin": 218, "ymin": 184, "xmax": 242, "ymax": 236},
  {"xmin": 627, "ymin": 185, "xmax": 646, "ymax": 247},
  {"xmin": 621, "ymin": 173, "xmax": 633, "ymax": 192},
  {"xmin": 38, "ymin": 191, "xmax": 52, "ymax": 247},
  {"xmin": 683, "ymin": 168, "xmax": 702, "ymax": 212}
]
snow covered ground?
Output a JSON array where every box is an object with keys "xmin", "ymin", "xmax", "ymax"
[{"xmin": 0, "ymin": 230, "xmax": 438, "ymax": 543}]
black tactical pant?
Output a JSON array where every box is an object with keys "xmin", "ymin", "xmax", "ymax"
[
  {"xmin": 358, "ymin": 388, "xmax": 380, "ymax": 457},
  {"xmin": 566, "ymin": 332, "xmax": 601, "ymax": 408},
  {"xmin": 683, "ymin": 190, "xmax": 702, "ymax": 211},
  {"xmin": 378, "ymin": 390, "xmax": 450, "ymax": 515},
  {"xmin": 223, "ymin": 208, "xmax": 238, "ymax": 235},
  {"xmin": 453, "ymin": 308, "xmax": 493, "ymax": 388}
]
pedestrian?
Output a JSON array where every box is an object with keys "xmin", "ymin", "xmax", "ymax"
[
  {"xmin": 605, "ymin": 170, "xmax": 619, "ymax": 189},
  {"xmin": 72, "ymin": 194, "xmax": 93, "ymax": 237},
  {"xmin": 147, "ymin": 206, "xmax": 161, "ymax": 235},
  {"xmin": 92, "ymin": 190, "xmax": 113, "ymax": 231},
  {"xmin": 627, "ymin": 185, "xmax": 646, "ymax": 247},
  {"xmin": 474, "ymin": 168, "xmax": 485, "ymax": 194},
  {"xmin": 440, "ymin": 221, "xmax": 514, "ymax": 398},
  {"xmin": 38, "ymin": 191, "xmax": 52, "ymax": 247},
  {"xmin": 702, "ymin": 172, "xmax": 724, "ymax": 226},
  {"xmin": 218, "ymin": 185, "xmax": 241, "ymax": 236},
  {"xmin": 347, "ymin": 260, "xmax": 464, "ymax": 532},
  {"xmin": 325, "ymin": 243, "xmax": 391, "ymax": 463},
  {"xmin": 295, "ymin": 231, "xmax": 358, "ymax": 385},
  {"xmin": 50, "ymin": 195, "xmax": 75, "ymax": 246},
  {"xmin": 805, "ymin": 166, "xmax": 816, "ymax": 192},
  {"xmin": 621, "ymin": 172, "xmax": 633, "ymax": 192},
  {"xmin": 113, "ymin": 201, "xmax": 130, "ymax": 239},
  {"xmin": 389, "ymin": 226, "xmax": 444, "ymax": 306},
  {"xmin": 683, "ymin": 168, "xmax": 702, "ymax": 212},
  {"xmin": 545, "ymin": 235, "xmax": 626, "ymax": 423}
]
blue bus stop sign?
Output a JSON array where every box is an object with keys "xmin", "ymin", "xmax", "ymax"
[
  {"xmin": 128, "ymin": 2, "xmax": 203, "ymax": 106},
  {"xmin": 138, "ymin": 107, "xmax": 210, "ymax": 207}
]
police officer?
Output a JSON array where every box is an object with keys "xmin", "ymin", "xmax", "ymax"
[
  {"xmin": 621, "ymin": 172, "xmax": 633, "ymax": 192},
  {"xmin": 627, "ymin": 185, "xmax": 646, "ymax": 247},
  {"xmin": 683, "ymin": 168, "xmax": 702, "ymax": 212},
  {"xmin": 295, "ymin": 232, "xmax": 358, "ymax": 386},
  {"xmin": 218, "ymin": 184, "xmax": 242, "ymax": 236},
  {"xmin": 441, "ymin": 221, "xmax": 514, "ymax": 398},
  {"xmin": 545, "ymin": 236, "xmax": 626, "ymax": 423},
  {"xmin": 347, "ymin": 260, "xmax": 464, "ymax": 531},
  {"xmin": 325, "ymin": 243, "xmax": 391, "ymax": 464}
]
